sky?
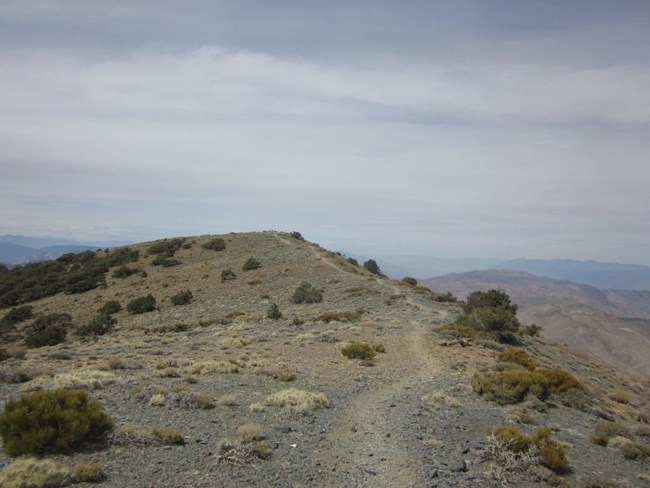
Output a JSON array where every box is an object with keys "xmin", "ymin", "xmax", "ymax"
[{"xmin": 1, "ymin": 0, "xmax": 649, "ymax": 263}]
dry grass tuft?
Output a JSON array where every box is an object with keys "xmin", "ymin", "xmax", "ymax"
[
  {"xmin": 183, "ymin": 360, "xmax": 240, "ymax": 375},
  {"xmin": 421, "ymin": 391, "xmax": 461, "ymax": 409},
  {"xmin": 265, "ymin": 388, "xmax": 329, "ymax": 412},
  {"xmin": 73, "ymin": 461, "xmax": 105, "ymax": 482},
  {"xmin": 237, "ymin": 423, "xmax": 264, "ymax": 443},
  {"xmin": 590, "ymin": 421, "xmax": 635, "ymax": 446},
  {"xmin": 315, "ymin": 309, "xmax": 366, "ymax": 323},
  {"xmin": 149, "ymin": 393, "xmax": 166, "ymax": 406},
  {"xmin": 153, "ymin": 427, "xmax": 185, "ymax": 445},
  {"xmin": 220, "ymin": 393, "xmax": 237, "ymax": 406},
  {"xmin": 0, "ymin": 457, "xmax": 73, "ymax": 488}
]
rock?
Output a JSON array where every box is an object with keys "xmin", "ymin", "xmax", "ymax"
[
  {"xmin": 451, "ymin": 459, "xmax": 468, "ymax": 472},
  {"xmin": 428, "ymin": 468, "xmax": 439, "ymax": 478}
]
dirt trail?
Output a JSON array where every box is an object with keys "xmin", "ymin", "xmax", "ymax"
[{"xmin": 314, "ymin": 319, "xmax": 448, "ymax": 487}]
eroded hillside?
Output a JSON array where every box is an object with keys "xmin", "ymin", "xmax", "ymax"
[{"xmin": 0, "ymin": 232, "xmax": 648, "ymax": 487}]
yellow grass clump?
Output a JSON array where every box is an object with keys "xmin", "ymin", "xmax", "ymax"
[
  {"xmin": 0, "ymin": 457, "xmax": 73, "ymax": 488},
  {"xmin": 265, "ymin": 388, "xmax": 329, "ymax": 412}
]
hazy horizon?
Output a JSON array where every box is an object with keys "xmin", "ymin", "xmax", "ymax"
[{"xmin": 2, "ymin": 1, "xmax": 649, "ymax": 265}]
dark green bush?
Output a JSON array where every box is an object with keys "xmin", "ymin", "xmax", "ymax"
[
  {"xmin": 202, "ymin": 238, "xmax": 226, "ymax": 251},
  {"xmin": 434, "ymin": 291, "xmax": 458, "ymax": 303},
  {"xmin": 0, "ymin": 389, "xmax": 114, "ymax": 455},
  {"xmin": 146, "ymin": 238, "xmax": 184, "ymax": 256},
  {"xmin": 267, "ymin": 303, "xmax": 282, "ymax": 320},
  {"xmin": 363, "ymin": 259, "xmax": 382, "ymax": 276},
  {"xmin": 112, "ymin": 265, "xmax": 139, "ymax": 279},
  {"xmin": 97, "ymin": 300, "xmax": 121, "ymax": 316},
  {"xmin": 242, "ymin": 257, "xmax": 262, "ymax": 271},
  {"xmin": 221, "ymin": 269, "xmax": 237, "ymax": 282},
  {"xmin": 291, "ymin": 282, "xmax": 323, "ymax": 304},
  {"xmin": 464, "ymin": 289, "xmax": 517, "ymax": 315},
  {"xmin": 171, "ymin": 289, "xmax": 193, "ymax": 306},
  {"xmin": 289, "ymin": 231, "xmax": 304, "ymax": 241},
  {"xmin": 126, "ymin": 295, "xmax": 156, "ymax": 314},
  {"xmin": 24, "ymin": 313, "xmax": 72, "ymax": 348},
  {"xmin": 346, "ymin": 257, "xmax": 359, "ymax": 266},
  {"xmin": 0, "ymin": 305, "xmax": 33, "ymax": 331},
  {"xmin": 74, "ymin": 314, "xmax": 115, "ymax": 338},
  {"xmin": 402, "ymin": 277, "xmax": 418, "ymax": 286},
  {"xmin": 151, "ymin": 255, "xmax": 180, "ymax": 267},
  {"xmin": 341, "ymin": 343, "xmax": 377, "ymax": 360}
]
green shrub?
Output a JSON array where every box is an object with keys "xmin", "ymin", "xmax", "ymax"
[
  {"xmin": 291, "ymin": 282, "xmax": 323, "ymax": 304},
  {"xmin": 1, "ymin": 305, "xmax": 33, "ymax": 331},
  {"xmin": 0, "ymin": 347, "xmax": 9, "ymax": 362},
  {"xmin": 267, "ymin": 303, "xmax": 282, "ymax": 320},
  {"xmin": 465, "ymin": 289, "xmax": 517, "ymax": 315},
  {"xmin": 151, "ymin": 255, "xmax": 180, "ymax": 267},
  {"xmin": 621, "ymin": 442, "xmax": 650, "ymax": 461},
  {"xmin": 24, "ymin": 314, "xmax": 72, "ymax": 348},
  {"xmin": 146, "ymin": 238, "xmax": 184, "ymax": 256},
  {"xmin": 341, "ymin": 343, "xmax": 377, "ymax": 360},
  {"xmin": 363, "ymin": 259, "xmax": 382, "ymax": 275},
  {"xmin": 202, "ymin": 238, "xmax": 226, "ymax": 251},
  {"xmin": 434, "ymin": 291, "xmax": 458, "ymax": 303},
  {"xmin": 488, "ymin": 425, "xmax": 569, "ymax": 473},
  {"xmin": 74, "ymin": 314, "xmax": 115, "ymax": 338},
  {"xmin": 402, "ymin": 277, "xmax": 418, "ymax": 286},
  {"xmin": 242, "ymin": 257, "xmax": 262, "ymax": 271},
  {"xmin": 524, "ymin": 323, "xmax": 543, "ymax": 336},
  {"xmin": 458, "ymin": 305, "xmax": 521, "ymax": 336},
  {"xmin": 170, "ymin": 289, "xmax": 193, "ymax": 306},
  {"xmin": 112, "ymin": 265, "xmax": 139, "ymax": 279},
  {"xmin": 0, "ymin": 389, "xmax": 114, "ymax": 455},
  {"xmin": 126, "ymin": 295, "xmax": 156, "ymax": 314},
  {"xmin": 346, "ymin": 257, "xmax": 359, "ymax": 266},
  {"xmin": 289, "ymin": 231, "xmax": 305, "ymax": 241},
  {"xmin": 497, "ymin": 348, "xmax": 537, "ymax": 370},
  {"xmin": 97, "ymin": 300, "xmax": 121, "ymax": 315},
  {"xmin": 221, "ymin": 269, "xmax": 237, "ymax": 282}
]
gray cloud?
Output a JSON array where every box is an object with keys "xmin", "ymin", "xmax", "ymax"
[{"xmin": 1, "ymin": 1, "xmax": 649, "ymax": 264}]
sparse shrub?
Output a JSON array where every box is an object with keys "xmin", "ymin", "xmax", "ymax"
[
  {"xmin": 373, "ymin": 343, "xmax": 386, "ymax": 353},
  {"xmin": 24, "ymin": 313, "xmax": 72, "ymax": 348},
  {"xmin": 221, "ymin": 269, "xmax": 237, "ymax": 282},
  {"xmin": 152, "ymin": 427, "xmax": 185, "ymax": 445},
  {"xmin": 170, "ymin": 289, "xmax": 193, "ymax": 306},
  {"xmin": 73, "ymin": 461, "xmax": 105, "ymax": 482},
  {"xmin": 341, "ymin": 343, "xmax": 377, "ymax": 360},
  {"xmin": 591, "ymin": 421, "xmax": 635, "ymax": 446},
  {"xmin": 315, "ymin": 309, "xmax": 366, "ymax": 323},
  {"xmin": 126, "ymin": 294, "xmax": 156, "ymax": 314},
  {"xmin": 265, "ymin": 388, "xmax": 329, "ymax": 412},
  {"xmin": 347, "ymin": 257, "xmax": 359, "ymax": 266},
  {"xmin": 291, "ymin": 282, "xmax": 323, "ymax": 304},
  {"xmin": 289, "ymin": 231, "xmax": 305, "ymax": 240},
  {"xmin": 434, "ymin": 290, "xmax": 458, "ymax": 303},
  {"xmin": 620, "ymin": 442, "xmax": 650, "ymax": 461},
  {"xmin": 524, "ymin": 323, "xmax": 542, "ymax": 336},
  {"xmin": 363, "ymin": 259, "xmax": 382, "ymax": 275},
  {"xmin": 498, "ymin": 348, "xmax": 537, "ymax": 370},
  {"xmin": 220, "ymin": 393, "xmax": 237, "ymax": 406},
  {"xmin": 242, "ymin": 257, "xmax": 262, "ymax": 271},
  {"xmin": 0, "ymin": 389, "xmax": 114, "ymax": 455},
  {"xmin": 147, "ymin": 238, "xmax": 184, "ymax": 256},
  {"xmin": 202, "ymin": 238, "xmax": 226, "ymax": 251},
  {"xmin": 465, "ymin": 289, "xmax": 518, "ymax": 314},
  {"xmin": 292, "ymin": 317, "xmax": 305, "ymax": 326},
  {"xmin": 584, "ymin": 477, "xmax": 622, "ymax": 488},
  {"xmin": 0, "ymin": 347, "xmax": 9, "ymax": 361},
  {"xmin": 74, "ymin": 313, "xmax": 114, "ymax": 338},
  {"xmin": 151, "ymin": 255, "xmax": 180, "ymax": 267},
  {"xmin": 237, "ymin": 423, "xmax": 264, "ymax": 444},
  {"xmin": 267, "ymin": 303, "xmax": 282, "ymax": 320},
  {"xmin": 0, "ymin": 457, "xmax": 73, "ymax": 487},
  {"xmin": 112, "ymin": 265, "xmax": 139, "ymax": 279},
  {"xmin": 488, "ymin": 425, "xmax": 532, "ymax": 453},
  {"xmin": 97, "ymin": 300, "xmax": 121, "ymax": 315},
  {"xmin": 149, "ymin": 393, "xmax": 166, "ymax": 406},
  {"xmin": 402, "ymin": 277, "xmax": 418, "ymax": 286},
  {"xmin": 1, "ymin": 305, "xmax": 33, "ymax": 331}
]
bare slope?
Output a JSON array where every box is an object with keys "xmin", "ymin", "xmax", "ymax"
[{"xmin": 1, "ymin": 232, "xmax": 649, "ymax": 487}]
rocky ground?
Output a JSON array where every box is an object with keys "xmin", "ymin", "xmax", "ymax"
[{"xmin": 0, "ymin": 232, "xmax": 649, "ymax": 487}]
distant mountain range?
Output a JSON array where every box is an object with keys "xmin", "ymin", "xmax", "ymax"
[
  {"xmin": 0, "ymin": 235, "xmax": 131, "ymax": 266},
  {"xmin": 422, "ymin": 270, "xmax": 650, "ymax": 379},
  {"xmin": 374, "ymin": 255, "xmax": 650, "ymax": 291}
]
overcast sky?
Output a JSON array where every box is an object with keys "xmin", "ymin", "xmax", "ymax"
[{"xmin": 1, "ymin": 1, "xmax": 649, "ymax": 263}]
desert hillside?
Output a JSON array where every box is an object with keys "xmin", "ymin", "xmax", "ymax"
[
  {"xmin": 423, "ymin": 270, "xmax": 650, "ymax": 379},
  {"xmin": 0, "ymin": 232, "xmax": 648, "ymax": 487}
]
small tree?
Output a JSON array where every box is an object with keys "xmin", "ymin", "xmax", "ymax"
[
  {"xmin": 363, "ymin": 259, "xmax": 382, "ymax": 276},
  {"xmin": 267, "ymin": 303, "xmax": 282, "ymax": 320}
]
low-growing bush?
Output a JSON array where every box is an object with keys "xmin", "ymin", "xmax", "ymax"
[
  {"xmin": 202, "ymin": 238, "xmax": 226, "ymax": 251},
  {"xmin": 291, "ymin": 282, "xmax": 323, "ymax": 304},
  {"xmin": 402, "ymin": 277, "xmax": 418, "ymax": 286},
  {"xmin": 1, "ymin": 305, "xmax": 33, "ymax": 331},
  {"xmin": 170, "ymin": 289, "xmax": 193, "ymax": 306},
  {"xmin": 0, "ymin": 347, "xmax": 9, "ymax": 362},
  {"xmin": 290, "ymin": 231, "xmax": 305, "ymax": 240},
  {"xmin": 146, "ymin": 238, "xmax": 184, "ymax": 256},
  {"xmin": 434, "ymin": 290, "xmax": 458, "ymax": 303},
  {"xmin": 221, "ymin": 269, "xmax": 237, "ymax": 282},
  {"xmin": 265, "ymin": 388, "xmax": 329, "ymax": 412},
  {"xmin": 24, "ymin": 313, "xmax": 72, "ymax": 348},
  {"xmin": 363, "ymin": 259, "xmax": 382, "ymax": 275},
  {"xmin": 0, "ymin": 457, "xmax": 73, "ymax": 487},
  {"xmin": 620, "ymin": 442, "xmax": 650, "ymax": 461},
  {"xmin": 591, "ymin": 421, "xmax": 635, "ymax": 446},
  {"xmin": 151, "ymin": 255, "xmax": 180, "ymax": 267},
  {"xmin": 315, "ymin": 309, "xmax": 366, "ymax": 323},
  {"xmin": 73, "ymin": 461, "xmax": 105, "ymax": 482},
  {"xmin": 497, "ymin": 348, "xmax": 538, "ymax": 370},
  {"xmin": 267, "ymin": 303, "xmax": 282, "ymax": 320},
  {"xmin": 126, "ymin": 294, "xmax": 156, "ymax": 314},
  {"xmin": 242, "ymin": 257, "xmax": 262, "ymax": 271},
  {"xmin": 111, "ymin": 265, "xmax": 139, "ymax": 279},
  {"xmin": 346, "ymin": 257, "xmax": 359, "ymax": 266},
  {"xmin": 152, "ymin": 427, "xmax": 185, "ymax": 445},
  {"xmin": 74, "ymin": 313, "xmax": 114, "ymax": 338},
  {"xmin": 341, "ymin": 343, "xmax": 377, "ymax": 360},
  {"xmin": 0, "ymin": 389, "xmax": 114, "ymax": 455},
  {"xmin": 488, "ymin": 425, "xmax": 569, "ymax": 473},
  {"xmin": 97, "ymin": 300, "xmax": 121, "ymax": 315}
]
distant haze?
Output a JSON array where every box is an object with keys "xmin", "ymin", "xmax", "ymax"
[{"xmin": 1, "ymin": 1, "xmax": 649, "ymax": 264}]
